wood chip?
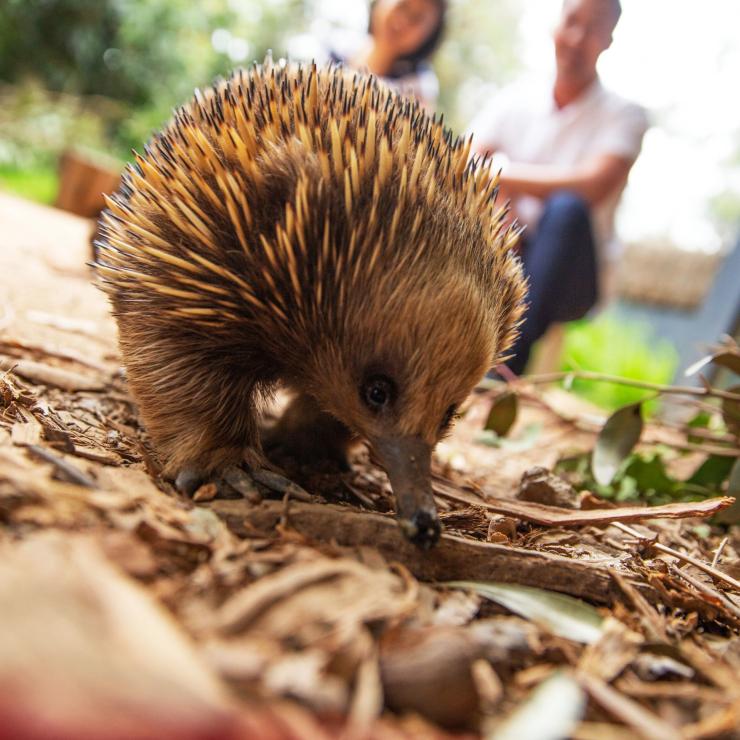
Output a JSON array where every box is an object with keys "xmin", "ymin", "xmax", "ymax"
[
  {"xmin": 71, "ymin": 444, "xmax": 122, "ymax": 465},
  {"xmin": 11, "ymin": 420, "xmax": 43, "ymax": 446},
  {"xmin": 0, "ymin": 357, "xmax": 104, "ymax": 391}
]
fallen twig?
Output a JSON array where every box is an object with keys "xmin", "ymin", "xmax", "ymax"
[
  {"xmin": 208, "ymin": 499, "xmax": 631, "ymax": 605},
  {"xmin": 653, "ymin": 542, "xmax": 740, "ymax": 593},
  {"xmin": 668, "ymin": 563, "xmax": 740, "ymax": 622},
  {"xmin": 0, "ymin": 338, "xmax": 111, "ymax": 373},
  {"xmin": 433, "ymin": 480, "xmax": 733, "ymax": 527},
  {"xmin": 711, "ymin": 537, "xmax": 729, "ymax": 569}
]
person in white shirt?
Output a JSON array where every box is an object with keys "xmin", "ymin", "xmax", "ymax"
[{"xmin": 468, "ymin": 0, "xmax": 648, "ymax": 374}]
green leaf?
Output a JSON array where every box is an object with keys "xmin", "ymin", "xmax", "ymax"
[
  {"xmin": 721, "ymin": 385, "xmax": 740, "ymax": 436},
  {"xmin": 614, "ymin": 474, "xmax": 639, "ymax": 502},
  {"xmin": 687, "ymin": 455, "xmax": 736, "ymax": 489},
  {"xmin": 490, "ymin": 672, "xmax": 586, "ymax": 740},
  {"xmin": 484, "ymin": 390, "xmax": 518, "ymax": 436},
  {"xmin": 624, "ymin": 454, "xmax": 676, "ymax": 496},
  {"xmin": 687, "ymin": 411, "xmax": 713, "ymax": 444},
  {"xmin": 592, "ymin": 402, "xmax": 643, "ymax": 486},
  {"xmin": 448, "ymin": 581, "xmax": 604, "ymax": 644},
  {"xmin": 714, "ymin": 459, "xmax": 740, "ymax": 525}
]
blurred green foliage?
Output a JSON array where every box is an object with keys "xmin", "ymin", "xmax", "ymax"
[
  {"xmin": 0, "ymin": 0, "xmax": 309, "ymax": 160},
  {"xmin": 0, "ymin": 81, "xmax": 115, "ymax": 168},
  {"xmin": 0, "ymin": 163, "xmax": 57, "ymax": 203},
  {"xmin": 559, "ymin": 314, "xmax": 679, "ymax": 412},
  {"xmin": 556, "ymin": 449, "xmax": 735, "ymax": 505},
  {"xmin": 0, "ymin": 0, "xmax": 227, "ymax": 110}
]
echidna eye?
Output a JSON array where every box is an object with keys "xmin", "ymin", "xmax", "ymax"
[
  {"xmin": 361, "ymin": 375, "xmax": 395, "ymax": 412},
  {"xmin": 441, "ymin": 404, "xmax": 457, "ymax": 430}
]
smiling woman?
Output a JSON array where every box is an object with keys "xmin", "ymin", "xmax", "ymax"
[{"xmin": 328, "ymin": 0, "xmax": 447, "ymax": 107}]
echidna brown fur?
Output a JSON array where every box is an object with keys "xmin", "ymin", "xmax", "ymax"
[{"xmin": 95, "ymin": 58, "xmax": 526, "ymax": 543}]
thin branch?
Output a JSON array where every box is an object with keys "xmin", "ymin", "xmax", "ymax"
[
  {"xmin": 669, "ymin": 563, "xmax": 740, "ymax": 622},
  {"xmin": 488, "ymin": 370, "xmax": 740, "ymax": 403},
  {"xmin": 711, "ymin": 537, "xmax": 729, "ymax": 569},
  {"xmin": 615, "ymin": 523, "xmax": 740, "ymax": 593}
]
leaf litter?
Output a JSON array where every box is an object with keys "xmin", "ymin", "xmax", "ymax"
[{"xmin": 0, "ymin": 195, "xmax": 739, "ymax": 738}]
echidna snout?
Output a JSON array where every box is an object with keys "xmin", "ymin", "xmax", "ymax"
[{"xmin": 372, "ymin": 435, "xmax": 440, "ymax": 548}]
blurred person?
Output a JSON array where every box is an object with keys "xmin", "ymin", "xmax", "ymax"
[
  {"xmin": 329, "ymin": 0, "xmax": 447, "ymax": 108},
  {"xmin": 468, "ymin": 0, "xmax": 648, "ymax": 375}
]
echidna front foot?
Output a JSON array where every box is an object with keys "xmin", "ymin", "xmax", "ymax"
[
  {"xmin": 175, "ymin": 453, "xmax": 310, "ymax": 503},
  {"xmin": 173, "ymin": 444, "xmax": 270, "ymax": 500},
  {"xmin": 264, "ymin": 393, "xmax": 354, "ymax": 472}
]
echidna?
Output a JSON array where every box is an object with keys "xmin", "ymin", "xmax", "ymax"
[{"xmin": 95, "ymin": 58, "xmax": 526, "ymax": 547}]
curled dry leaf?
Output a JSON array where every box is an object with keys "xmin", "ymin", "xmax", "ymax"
[
  {"xmin": 484, "ymin": 390, "xmax": 518, "ymax": 437},
  {"xmin": 380, "ymin": 625, "xmax": 485, "ymax": 729},
  {"xmin": 518, "ymin": 466, "xmax": 578, "ymax": 508},
  {"xmin": 592, "ymin": 402, "xmax": 643, "ymax": 486}
]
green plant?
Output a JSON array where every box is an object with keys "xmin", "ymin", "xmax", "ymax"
[{"xmin": 559, "ymin": 314, "xmax": 678, "ymax": 411}]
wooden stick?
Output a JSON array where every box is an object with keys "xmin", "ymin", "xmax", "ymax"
[
  {"xmin": 0, "ymin": 357, "xmax": 104, "ymax": 392},
  {"xmin": 711, "ymin": 537, "xmax": 729, "ymax": 569},
  {"xmin": 208, "ymin": 499, "xmax": 630, "ymax": 605},
  {"xmin": 432, "ymin": 480, "xmax": 733, "ymax": 527}
]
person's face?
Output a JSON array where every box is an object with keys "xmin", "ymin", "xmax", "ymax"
[
  {"xmin": 553, "ymin": 0, "xmax": 616, "ymax": 81},
  {"xmin": 372, "ymin": 0, "xmax": 441, "ymax": 58}
]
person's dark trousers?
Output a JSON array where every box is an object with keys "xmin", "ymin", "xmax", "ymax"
[{"xmin": 506, "ymin": 191, "xmax": 599, "ymax": 375}]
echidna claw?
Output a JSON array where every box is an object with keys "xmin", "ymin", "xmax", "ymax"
[
  {"xmin": 175, "ymin": 465, "xmax": 204, "ymax": 497},
  {"xmin": 222, "ymin": 465, "xmax": 262, "ymax": 503},
  {"xmin": 250, "ymin": 468, "xmax": 312, "ymax": 502}
]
